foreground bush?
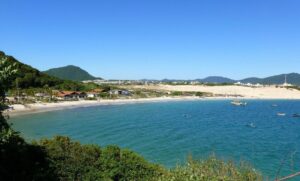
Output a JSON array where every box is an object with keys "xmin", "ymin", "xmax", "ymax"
[
  {"xmin": 37, "ymin": 136, "xmax": 262, "ymax": 181},
  {"xmin": 159, "ymin": 156, "xmax": 262, "ymax": 181},
  {"xmin": 37, "ymin": 136, "xmax": 163, "ymax": 181}
]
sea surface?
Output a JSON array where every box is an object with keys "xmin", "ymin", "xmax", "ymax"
[{"xmin": 9, "ymin": 100, "xmax": 300, "ymax": 179}]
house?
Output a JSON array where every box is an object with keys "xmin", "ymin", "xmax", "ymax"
[
  {"xmin": 34, "ymin": 93, "xmax": 51, "ymax": 98},
  {"xmin": 56, "ymin": 91, "xmax": 87, "ymax": 100},
  {"xmin": 87, "ymin": 92, "xmax": 99, "ymax": 98},
  {"xmin": 5, "ymin": 97, "xmax": 17, "ymax": 104},
  {"xmin": 108, "ymin": 90, "xmax": 131, "ymax": 96},
  {"xmin": 120, "ymin": 90, "xmax": 131, "ymax": 96},
  {"xmin": 108, "ymin": 90, "xmax": 119, "ymax": 95}
]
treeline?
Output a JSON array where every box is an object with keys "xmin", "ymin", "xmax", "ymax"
[{"xmin": 0, "ymin": 51, "xmax": 98, "ymax": 91}]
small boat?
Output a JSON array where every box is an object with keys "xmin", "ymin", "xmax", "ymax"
[
  {"xmin": 272, "ymin": 104, "xmax": 278, "ymax": 107},
  {"xmin": 277, "ymin": 113, "xmax": 286, "ymax": 116},
  {"xmin": 247, "ymin": 123, "xmax": 256, "ymax": 128},
  {"xmin": 293, "ymin": 114, "xmax": 300, "ymax": 118},
  {"xmin": 231, "ymin": 100, "xmax": 247, "ymax": 106},
  {"xmin": 182, "ymin": 114, "xmax": 191, "ymax": 119}
]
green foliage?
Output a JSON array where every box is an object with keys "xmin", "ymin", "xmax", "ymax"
[
  {"xmin": 0, "ymin": 51, "xmax": 100, "ymax": 91},
  {"xmin": 43, "ymin": 65, "xmax": 101, "ymax": 81},
  {"xmin": 195, "ymin": 92, "xmax": 204, "ymax": 97},
  {"xmin": 0, "ymin": 125, "xmax": 56, "ymax": 181},
  {"xmin": 171, "ymin": 91, "xmax": 183, "ymax": 96},
  {"xmin": 241, "ymin": 73, "xmax": 300, "ymax": 85},
  {"xmin": 0, "ymin": 59, "xmax": 55, "ymax": 180},
  {"xmin": 159, "ymin": 156, "xmax": 262, "ymax": 181},
  {"xmin": 0, "ymin": 56, "xmax": 18, "ymax": 104},
  {"xmin": 38, "ymin": 136, "xmax": 163, "ymax": 181}
]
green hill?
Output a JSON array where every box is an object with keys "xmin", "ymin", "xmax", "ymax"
[
  {"xmin": 240, "ymin": 73, "xmax": 300, "ymax": 85},
  {"xmin": 0, "ymin": 51, "xmax": 63, "ymax": 88},
  {"xmin": 0, "ymin": 51, "xmax": 93, "ymax": 91},
  {"xmin": 43, "ymin": 65, "xmax": 101, "ymax": 81}
]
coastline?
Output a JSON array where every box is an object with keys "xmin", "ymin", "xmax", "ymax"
[
  {"xmin": 6, "ymin": 96, "xmax": 300, "ymax": 117},
  {"xmin": 6, "ymin": 96, "xmax": 201, "ymax": 117}
]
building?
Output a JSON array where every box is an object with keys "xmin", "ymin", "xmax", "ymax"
[
  {"xmin": 109, "ymin": 89, "xmax": 131, "ymax": 96},
  {"xmin": 282, "ymin": 75, "xmax": 293, "ymax": 87},
  {"xmin": 56, "ymin": 91, "xmax": 87, "ymax": 100},
  {"xmin": 86, "ymin": 92, "xmax": 99, "ymax": 98}
]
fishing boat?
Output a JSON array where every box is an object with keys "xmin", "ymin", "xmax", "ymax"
[
  {"xmin": 277, "ymin": 113, "xmax": 286, "ymax": 116},
  {"xmin": 231, "ymin": 100, "xmax": 247, "ymax": 106}
]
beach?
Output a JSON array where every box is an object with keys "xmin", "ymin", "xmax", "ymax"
[
  {"xmin": 6, "ymin": 96, "xmax": 202, "ymax": 116},
  {"xmin": 6, "ymin": 85, "xmax": 300, "ymax": 116},
  {"xmin": 125, "ymin": 85, "xmax": 300, "ymax": 99}
]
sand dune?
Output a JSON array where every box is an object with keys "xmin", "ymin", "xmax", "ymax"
[{"xmin": 127, "ymin": 85, "xmax": 300, "ymax": 99}]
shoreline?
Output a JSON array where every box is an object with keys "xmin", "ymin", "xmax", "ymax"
[
  {"xmin": 6, "ymin": 96, "xmax": 300, "ymax": 117},
  {"xmin": 6, "ymin": 96, "xmax": 201, "ymax": 117}
]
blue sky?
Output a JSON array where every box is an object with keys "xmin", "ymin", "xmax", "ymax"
[{"xmin": 1, "ymin": 0, "xmax": 300, "ymax": 80}]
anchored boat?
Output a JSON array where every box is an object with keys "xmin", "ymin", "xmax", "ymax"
[
  {"xmin": 277, "ymin": 113, "xmax": 286, "ymax": 116},
  {"xmin": 231, "ymin": 100, "xmax": 247, "ymax": 106}
]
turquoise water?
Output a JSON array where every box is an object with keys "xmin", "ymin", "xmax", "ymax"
[{"xmin": 9, "ymin": 100, "xmax": 300, "ymax": 179}]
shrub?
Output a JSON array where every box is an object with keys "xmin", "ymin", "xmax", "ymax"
[
  {"xmin": 158, "ymin": 156, "xmax": 262, "ymax": 181},
  {"xmin": 38, "ymin": 136, "xmax": 163, "ymax": 181}
]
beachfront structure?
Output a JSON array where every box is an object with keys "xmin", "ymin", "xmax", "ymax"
[
  {"xmin": 109, "ymin": 89, "xmax": 131, "ymax": 96},
  {"xmin": 234, "ymin": 82, "xmax": 263, "ymax": 87},
  {"xmin": 34, "ymin": 93, "xmax": 51, "ymax": 98},
  {"xmin": 87, "ymin": 92, "xmax": 99, "ymax": 98},
  {"xmin": 55, "ymin": 91, "xmax": 87, "ymax": 100}
]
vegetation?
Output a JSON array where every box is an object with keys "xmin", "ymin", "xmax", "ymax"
[
  {"xmin": 0, "ymin": 51, "xmax": 100, "ymax": 91},
  {"xmin": 199, "ymin": 76, "xmax": 236, "ymax": 84},
  {"xmin": 159, "ymin": 156, "xmax": 262, "ymax": 181},
  {"xmin": 43, "ymin": 65, "xmax": 102, "ymax": 81},
  {"xmin": 240, "ymin": 73, "xmax": 300, "ymax": 85},
  {"xmin": 36, "ymin": 136, "xmax": 163, "ymax": 181}
]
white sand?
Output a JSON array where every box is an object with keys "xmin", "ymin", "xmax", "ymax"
[
  {"xmin": 6, "ymin": 97, "xmax": 201, "ymax": 116},
  {"xmin": 126, "ymin": 85, "xmax": 300, "ymax": 99}
]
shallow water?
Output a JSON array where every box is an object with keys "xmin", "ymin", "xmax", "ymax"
[{"xmin": 9, "ymin": 100, "xmax": 300, "ymax": 179}]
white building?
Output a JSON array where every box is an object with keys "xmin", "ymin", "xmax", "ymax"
[{"xmin": 282, "ymin": 75, "xmax": 293, "ymax": 87}]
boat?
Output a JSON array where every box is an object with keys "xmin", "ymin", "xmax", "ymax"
[
  {"xmin": 272, "ymin": 104, "xmax": 278, "ymax": 107},
  {"xmin": 246, "ymin": 123, "xmax": 256, "ymax": 128},
  {"xmin": 182, "ymin": 114, "xmax": 192, "ymax": 119},
  {"xmin": 231, "ymin": 100, "xmax": 247, "ymax": 106},
  {"xmin": 293, "ymin": 114, "xmax": 300, "ymax": 118},
  {"xmin": 277, "ymin": 113, "xmax": 286, "ymax": 116}
]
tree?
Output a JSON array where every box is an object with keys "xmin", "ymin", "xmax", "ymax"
[
  {"xmin": 0, "ymin": 57, "xmax": 56, "ymax": 180},
  {"xmin": 0, "ymin": 57, "xmax": 17, "ymax": 104}
]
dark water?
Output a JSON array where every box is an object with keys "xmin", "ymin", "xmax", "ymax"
[{"xmin": 9, "ymin": 100, "xmax": 300, "ymax": 179}]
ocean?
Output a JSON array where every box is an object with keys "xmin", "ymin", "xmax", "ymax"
[{"xmin": 9, "ymin": 99, "xmax": 300, "ymax": 179}]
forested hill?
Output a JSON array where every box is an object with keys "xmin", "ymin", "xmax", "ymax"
[
  {"xmin": 240, "ymin": 73, "xmax": 300, "ymax": 85},
  {"xmin": 43, "ymin": 65, "xmax": 102, "ymax": 81},
  {"xmin": 0, "ymin": 51, "xmax": 89, "ymax": 90}
]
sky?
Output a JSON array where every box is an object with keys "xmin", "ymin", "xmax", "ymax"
[{"xmin": 1, "ymin": 0, "xmax": 300, "ymax": 80}]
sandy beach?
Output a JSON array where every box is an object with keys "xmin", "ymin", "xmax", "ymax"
[
  {"xmin": 6, "ymin": 96, "xmax": 203, "ymax": 116},
  {"xmin": 6, "ymin": 85, "xmax": 300, "ymax": 116},
  {"xmin": 125, "ymin": 85, "xmax": 300, "ymax": 99}
]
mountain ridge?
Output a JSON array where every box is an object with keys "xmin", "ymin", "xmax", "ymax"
[{"xmin": 153, "ymin": 74, "xmax": 300, "ymax": 85}]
